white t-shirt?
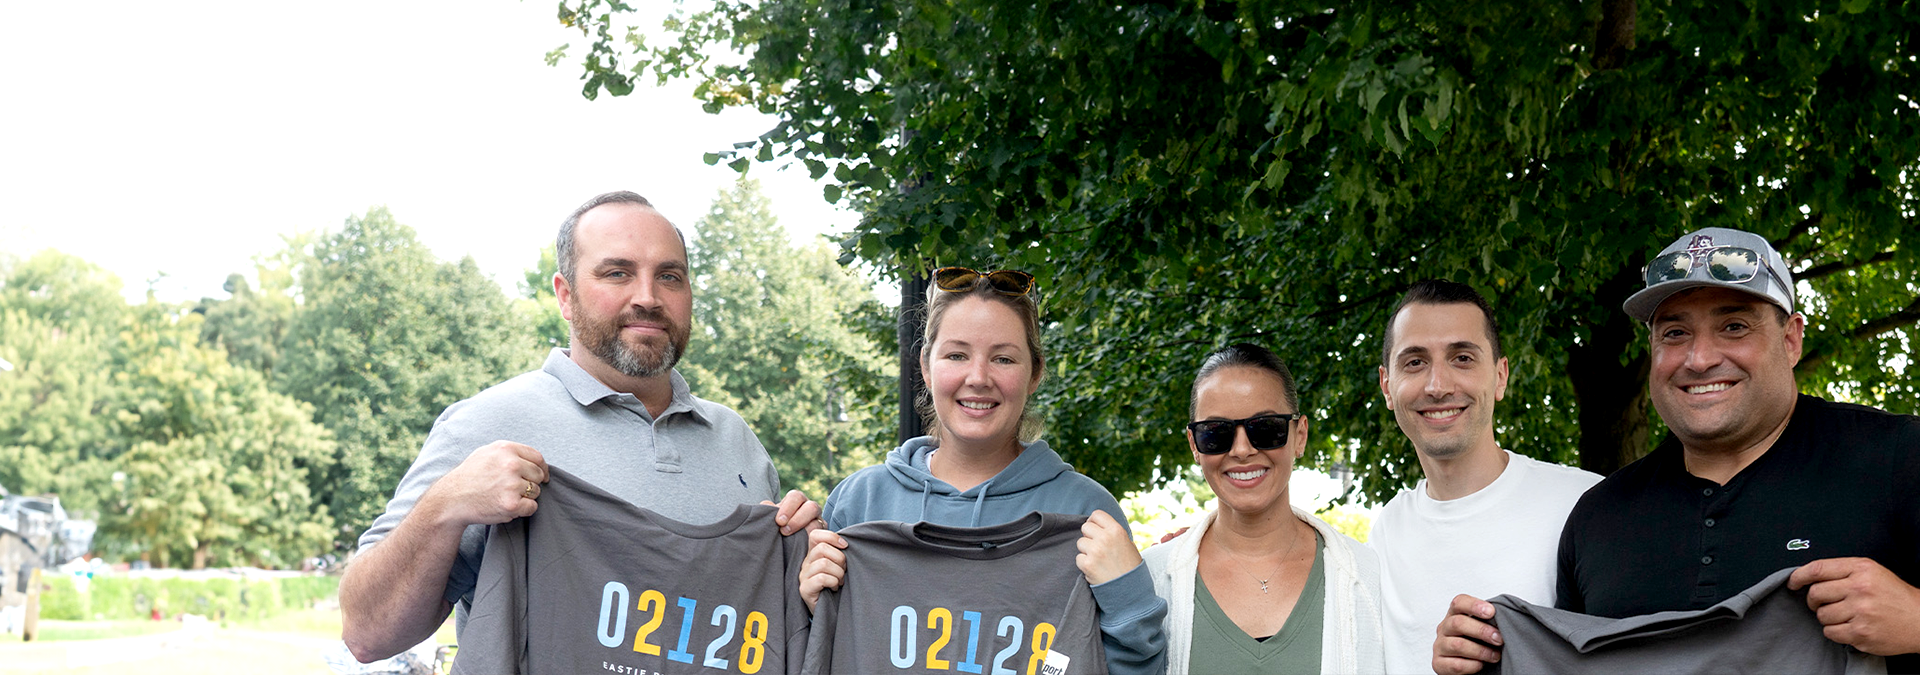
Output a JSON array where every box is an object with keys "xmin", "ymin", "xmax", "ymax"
[{"xmin": 1369, "ymin": 450, "xmax": 1601, "ymax": 675}]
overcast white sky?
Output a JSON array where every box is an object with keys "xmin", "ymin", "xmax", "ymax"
[{"xmin": 0, "ymin": 0, "xmax": 858, "ymax": 303}]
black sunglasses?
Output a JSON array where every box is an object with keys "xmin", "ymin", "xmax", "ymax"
[
  {"xmin": 1185, "ymin": 414, "xmax": 1300, "ymax": 455},
  {"xmin": 933, "ymin": 267, "xmax": 1035, "ymax": 297}
]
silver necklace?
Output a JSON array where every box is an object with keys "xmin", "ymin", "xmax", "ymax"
[{"xmin": 1220, "ymin": 527, "xmax": 1304, "ymax": 594}]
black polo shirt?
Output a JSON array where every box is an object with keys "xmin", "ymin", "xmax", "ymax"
[{"xmin": 1556, "ymin": 394, "xmax": 1920, "ymax": 668}]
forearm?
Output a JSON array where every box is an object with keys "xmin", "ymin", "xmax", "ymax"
[
  {"xmin": 1092, "ymin": 563, "xmax": 1169, "ymax": 675},
  {"xmin": 341, "ymin": 500, "xmax": 466, "ymax": 662}
]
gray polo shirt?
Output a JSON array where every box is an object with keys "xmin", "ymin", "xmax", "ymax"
[{"xmin": 357, "ymin": 348, "xmax": 781, "ymax": 620}]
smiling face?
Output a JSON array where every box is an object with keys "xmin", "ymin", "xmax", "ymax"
[
  {"xmin": 555, "ymin": 202, "xmax": 694, "ymax": 383},
  {"xmin": 1379, "ymin": 301, "xmax": 1510, "ymax": 462},
  {"xmin": 1189, "ymin": 366, "xmax": 1305, "ymax": 517},
  {"xmin": 921, "ymin": 296, "xmax": 1043, "ymax": 453},
  {"xmin": 1648, "ymin": 287, "xmax": 1803, "ymax": 454}
]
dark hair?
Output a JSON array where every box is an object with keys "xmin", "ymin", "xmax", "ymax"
[
  {"xmin": 1381, "ymin": 279, "xmax": 1503, "ymax": 368},
  {"xmin": 556, "ymin": 191, "xmax": 686, "ymax": 286},
  {"xmin": 917, "ymin": 273, "xmax": 1047, "ymax": 442},
  {"xmin": 1191, "ymin": 343, "xmax": 1301, "ymax": 419}
]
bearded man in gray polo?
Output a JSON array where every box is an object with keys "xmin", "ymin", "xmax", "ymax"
[{"xmin": 338, "ymin": 191, "xmax": 821, "ymax": 662}]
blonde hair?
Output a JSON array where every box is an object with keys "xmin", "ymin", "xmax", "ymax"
[{"xmin": 916, "ymin": 277, "xmax": 1047, "ymax": 443}]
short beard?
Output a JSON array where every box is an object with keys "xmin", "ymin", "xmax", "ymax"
[
  {"xmin": 605, "ymin": 332, "xmax": 678, "ymax": 378},
  {"xmin": 572, "ymin": 300, "xmax": 687, "ymax": 379}
]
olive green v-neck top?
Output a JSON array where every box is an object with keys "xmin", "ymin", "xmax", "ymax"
[{"xmin": 1189, "ymin": 533, "xmax": 1325, "ymax": 674}]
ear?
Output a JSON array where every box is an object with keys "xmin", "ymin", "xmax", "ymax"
[
  {"xmin": 1029, "ymin": 355, "xmax": 1046, "ymax": 393},
  {"xmin": 1493, "ymin": 356, "xmax": 1510, "ymax": 402},
  {"xmin": 1784, "ymin": 312, "xmax": 1806, "ymax": 366},
  {"xmin": 920, "ymin": 347, "xmax": 934, "ymax": 391},
  {"xmin": 1186, "ymin": 428, "xmax": 1201, "ymax": 463},
  {"xmin": 1377, "ymin": 365, "xmax": 1393, "ymax": 410},
  {"xmin": 1294, "ymin": 416, "xmax": 1311, "ymax": 459},
  {"xmin": 553, "ymin": 272, "xmax": 574, "ymax": 322}
]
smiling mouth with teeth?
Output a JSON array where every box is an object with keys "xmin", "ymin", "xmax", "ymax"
[
  {"xmin": 1421, "ymin": 408, "xmax": 1463, "ymax": 420},
  {"xmin": 1226, "ymin": 468, "xmax": 1267, "ymax": 481},
  {"xmin": 1685, "ymin": 383, "xmax": 1733, "ymax": 394},
  {"xmin": 959, "ymin": 400, "xmax": 997, "ymax": 410}
]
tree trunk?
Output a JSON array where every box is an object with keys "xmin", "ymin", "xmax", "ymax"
[
  {"xmin": 898, "ymin": 269, "xmax": 929, "ymax": 443},
  {"xmin": 1567, "ymin": 266, "xmax": 1652, "ymax": 476},
  {"xmin": 1592, "ymin": 0, "xmax": 1638, "ymax": 71},
  {"xmin": 192, "ymin": 542, "xmax": 209, "ymax": 570}
]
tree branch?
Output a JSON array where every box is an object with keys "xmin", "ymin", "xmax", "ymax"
[
  {"xmin": 1773, "ymin": 215, "xmax": 1818, "ymax": 253},
  {"xmin": 1798, "ymin": 293, "xmax": 1920, "ymax": 371},
  {"xmin": 1793, "ymin": 250, "xmax": 1896, "ymax": 283}
]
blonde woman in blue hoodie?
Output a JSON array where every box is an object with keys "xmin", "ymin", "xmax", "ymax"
[{"xmin": 797, "ymin": 267, "xmax": 1168, "ymax": 675}]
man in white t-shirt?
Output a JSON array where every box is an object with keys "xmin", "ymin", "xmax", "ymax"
[{"xmin": 1368, "ymin": 280, "xmax": 1601, "ymax": 675}]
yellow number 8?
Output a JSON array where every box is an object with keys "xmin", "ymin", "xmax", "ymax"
[
  {"xmin": 739, "ymin": 611, "xmax": 768, "ymax": 674},
  {"xmin": 1025, "ymin": 623, "xmax": 1056, "ymax": 675}
]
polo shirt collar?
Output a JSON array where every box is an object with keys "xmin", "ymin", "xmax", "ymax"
[{"xmin": 542, "ymin": 348, "xmax": 712, "ymax": 425}]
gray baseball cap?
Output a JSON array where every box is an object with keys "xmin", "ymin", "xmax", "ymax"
[{"xmin": 1623, "ymin": 227, "xmax": 1796, "ymax": 323}]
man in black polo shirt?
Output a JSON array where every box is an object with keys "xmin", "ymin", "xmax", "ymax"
[{"xmin": 1433, "ymin": 227, "xmax": 1920, "ymax": 674}]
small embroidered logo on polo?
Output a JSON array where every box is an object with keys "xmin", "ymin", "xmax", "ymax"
[{"xmin": 1786, "ymin": 539, "xmax": 1811, "ymax": 551}]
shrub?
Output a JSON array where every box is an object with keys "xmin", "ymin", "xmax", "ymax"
[{"xmin": 33, "ymin": 574, "xmax": 339, "ymax": 622}]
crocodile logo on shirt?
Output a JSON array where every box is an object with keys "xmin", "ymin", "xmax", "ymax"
[{"xmin": 1786, "ymin": 538, "xmax": 1811, "ymax": 551}]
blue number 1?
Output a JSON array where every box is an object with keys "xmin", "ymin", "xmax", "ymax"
[
  {"xmin": 956, "ymin": 610, "xmax": 984, "ymax": 674},
  {"xmin": 668, "ymin": 596, "xmax": 698, "ymax": 663}
]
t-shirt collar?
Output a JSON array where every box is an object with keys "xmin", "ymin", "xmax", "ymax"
[{"xmin": 542, "ymin": 348, "xmax": 711, "ymax": 425}]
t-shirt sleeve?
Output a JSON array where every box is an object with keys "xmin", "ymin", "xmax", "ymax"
[
  {"xmin": 781, "ymin": 527, "xmax": 813, "ymax": 675},
  {"xmin": 1555, "ymin": 501, "xmax": 1585, "ymax": 613},
  {"xmin": 450, "ymin": 520, "xmax": 528, "ymax": 674},
  {"xmin": 797, "ymin": 587, "xmax": 839, "ymax": 675}
]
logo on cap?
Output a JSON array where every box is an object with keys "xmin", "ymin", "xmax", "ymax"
[{"xmin": 1684, "ymin": 234, "xmax": 1717, "ymax": 262}]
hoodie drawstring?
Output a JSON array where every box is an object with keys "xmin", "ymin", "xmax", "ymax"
[
  {"xmin": 969, "ymin": 480, "xmax": 993, "ymax": 526},
  {"xmin": 919, "ymin": 480, "xmax": 933, "ymax": 523}
]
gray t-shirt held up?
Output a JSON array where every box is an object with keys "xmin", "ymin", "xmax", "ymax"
[
  {"xmin": 802, "ymin": 512, "xmax": 1108, "ymax": 675},
  {"xmin": 1486, "ymin": 566, "xmax": 1884, "ymax": 675},
  {"xmin": 356, "ymin": 349, "xmax": 781, "ymax": 624},
  {"xmin": 451, "ymin": 467, "xmax": 811, "ymax": 675}
]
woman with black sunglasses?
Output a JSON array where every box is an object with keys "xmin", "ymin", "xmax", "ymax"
[
  {"xmin": 796, "ymin": 267, "xmax": 1169, "ymax": 675},
  {"xmin": 1143, "ymin": 343, "xmax": 1385, "ymax": 674}
]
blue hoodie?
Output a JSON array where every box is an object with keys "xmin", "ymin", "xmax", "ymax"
[{"xmin": 824, "ymin": 436, "xmax": 1169, "ymax": 675}]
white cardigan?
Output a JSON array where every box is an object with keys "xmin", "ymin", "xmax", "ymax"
[{"xmin": 1143, "ymin": 506, "xmax": 1387, "ymax": 675}]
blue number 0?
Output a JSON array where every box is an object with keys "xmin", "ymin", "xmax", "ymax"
[{"xmin": 889, "ymin": 605, "xmax": 918, "ymax": 669}]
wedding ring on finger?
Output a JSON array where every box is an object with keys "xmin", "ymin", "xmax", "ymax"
[{"xmin": 522, "ymin": 480, "xmax": 537, "ymax": 499}]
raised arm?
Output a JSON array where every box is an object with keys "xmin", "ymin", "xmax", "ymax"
[{"xmin": 340, "ymin": 441, "xmax": 547, "ymax": 662}]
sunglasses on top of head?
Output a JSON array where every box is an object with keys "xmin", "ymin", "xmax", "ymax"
[
  {"xmin": 1643, "ymin": 246, "xmax": 1771, "ymax": 287},
  {"xmin": 932, "ymin": 267, "xmax": 1035, "ymax": 297},
  {"xmin": 1185, "ymin": 414, "xmax": 1300, "ymax": 455}
]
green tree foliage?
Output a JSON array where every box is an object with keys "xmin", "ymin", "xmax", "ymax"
[
  {"xmin": 195, "ymin": 238, "xmax": 306, "ymax": 376},
  {"xmin": 563, "ymin": 0, "xmax": 1920, "ymax": 501},
  {"xmin": 518, "ymin": 245, "xmax": 572, "ymax": 349},
  {"xmin": 102, "ymin": 304, "xmax": 336, "ymax": 569},
  {"xmin": 0, "ymin": 252, "xmax": 336, "ymax": 568},
  {"xmin": 679, "ymin": 180, "xmax": 893, "ymax": 499},
  {"xmin": 0, "ymin": 252, "xmax": 127, "ymax": 509},
  {"xmin": 274, "ymin": 208, "xmax": 544, "ymax": 538}
]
